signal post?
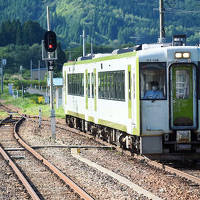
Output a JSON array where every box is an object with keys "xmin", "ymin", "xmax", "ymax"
[{"xmin": 42, "ymin": 6, "xmax": 57, "ymax": 140}]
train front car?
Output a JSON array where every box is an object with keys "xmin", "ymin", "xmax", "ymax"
[{"xmin": 139, "ymin": 44, "xmax": 200, "ymax": 160}]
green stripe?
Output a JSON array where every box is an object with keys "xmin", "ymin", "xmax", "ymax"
[
  {"xmin": 88, "ymin": 116, "xmax": 95, "ymax": 123},
  {"xmin": 128, "ymin": 65, "xmax": 132, "ymax": 119},
  {"xmin": 63, "ymin": 52, "xmax": 137, "ymax": 67},
  {"xmin": 85, "ymin": 69, "xmax": 88, "ymax": 109},
  {"xmin": 98, "ymin": 119, "xmax": 127, "ymax": 132},
  {"xmin": 94, "ymin": 68, "xmax": 97, "ymax": 111},
  {"xmin": 133, "ymin": 56, "xmax": 140, "ymax": 136},
  {"xmin": 64, "ymin": 71, "xmax": 67, "ymax": 105},
  {"xmin": 67, "ymin": 110, "xmax": 85, "ymax": 120}
]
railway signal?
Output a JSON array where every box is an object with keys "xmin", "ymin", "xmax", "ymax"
[{"xmin": 44, "ymin": 31, "xmax": 57, "ymax": 52}]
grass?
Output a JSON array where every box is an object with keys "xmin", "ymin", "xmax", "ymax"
[
  {"xmin": 0, "ymin": 110, "xmax": 9, "ymax": 119},
  {"xmin": 0, "ymin": 87, "xmax": 65, "ymax": 119}
]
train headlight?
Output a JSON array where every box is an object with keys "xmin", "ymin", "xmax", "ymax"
[
  {"xmin": 174, "ymin": 52, "xmax": 191, "ymax": 59},
  {"xmin": 182, "ymin": 52, "xmax": 191, "ymax": 59},
  {"xmin": 175, "ymin": 52, "xmax": 182, "ymax": 59}
]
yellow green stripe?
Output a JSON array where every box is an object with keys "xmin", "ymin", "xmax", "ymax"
[
  {"xmin": 85, "ymin": 69, "xmax": 88, "ymax": 109},
  {"xmin": 63, "ymin": 52, "xmax": 137, "ymax": 67},
  {"xmin": 88, "ymin": 116, "xmax": 95, "ymax": 123},
  {"xmin": 128, "ymin": 64, "xmax": 132, "ymax": 119},
  {"xmin": 98, "ymin": 119, "xmax": 127, "ymax": 132},
  {"xmin": 67, "ymin": 110, "xmax": 85, "ymax": 120},
  {"xmin": 64, "ymin": 71, "xmax": 67, "ymax": 105},
  {"xmin": 94, "ymin": 68, "xmax": 97, "ymax": 111},
  {"xmin": 133, "ymin": 56, "xmax": 140, "ymax": 136}
]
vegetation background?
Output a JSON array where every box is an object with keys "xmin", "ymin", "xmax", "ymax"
[{"xmin": 0, "ymin": 0, "xmax": 200, "ymax": 77}]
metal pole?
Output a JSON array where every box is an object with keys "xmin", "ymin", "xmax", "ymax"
[
  {"xmin": 38, "ymin": 60, "xmax": 40, "ymax": 89},
  {"xmin": 30, "ymin": 60, "xmax": 32, "ymax": 80},
  {"xmin": 39, "ymin": 108, "xmax": 42, "ymax": 128},
  {"xmin": 91, "ymin": 38, "xmax": 93, "ymax": 56},
  {"xmin": 159, "ymin": 0, "xmax": 165, "ymax": 43},
  {"xmin": 1, "ymin": 61, "xmax": 3, "ymax": 94},
  {"xmin": 83, "ymin": 29, "xmax": 86, "ymax": 57},
  {"xmin": 47, "ymin": 6, "xmax": 56, "ymax": 140}
]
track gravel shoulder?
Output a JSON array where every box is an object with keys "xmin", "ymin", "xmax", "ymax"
[{"xmin": 19, "ymin": 119, "xmax": 200, "ymax": 200}]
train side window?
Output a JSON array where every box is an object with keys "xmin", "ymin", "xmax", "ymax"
[
  {"xmin": 91, "ymin": 73, "xmax": 94, "ymax": 98},
  {"xmin": 140, "ymin": 63, "xmax": 166, "ymax": 100},
  {"xmin": 98, "ymin": 70, "xmax": 125, "ymax": 101},
  {"xmin": 67, "ymin": 73, "xmax": 84, "ymax": 96}
]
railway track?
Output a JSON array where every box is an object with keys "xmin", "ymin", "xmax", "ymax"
[
  {"xmin": 1, "ymin": 103, "xmax": 200, "ymax": 199},
  {"xmin": 0, "ymin": 109, "xmax": 94, "ymax": 200},
  {"xmin": 54, "ymin": 121, "xmax": 200, "ymax": 187}
]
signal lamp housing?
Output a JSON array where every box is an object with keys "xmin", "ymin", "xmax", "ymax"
[{"xmin": 44, "ymin": 31, "xmax": 57, "ymax": 52}]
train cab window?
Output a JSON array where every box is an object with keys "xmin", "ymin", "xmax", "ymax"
[{"xmin": 140, "ymin": 63, "xmax": 166, "ymax": 100}]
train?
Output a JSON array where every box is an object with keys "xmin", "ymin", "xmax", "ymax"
[{"xmin": 62, "ymin": 35, "xmax": 200, "ymax": 160}]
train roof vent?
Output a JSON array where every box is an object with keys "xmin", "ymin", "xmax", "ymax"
[
  {"xmin": 77, "ymin": 54, "xmax": 93, "ymax": 61},
  {"xmin": 92, "ymin": 53, "xmax": 112, "ymax": 58},
  {"xmin": 112, "ymin": 47, "xmax": 134, "ymax": 55},
  {"xmin": 172, "ymin": 35, "xmax": 186, "ymax": 46}
]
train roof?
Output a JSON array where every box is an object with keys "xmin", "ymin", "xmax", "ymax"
[
  {"xmin": 63, "ymin": 44, "xmax": 200, "ymax": 67},
  {"xmin": 63, "ymin": 51, "xmax": 137, "ymax": 67}
]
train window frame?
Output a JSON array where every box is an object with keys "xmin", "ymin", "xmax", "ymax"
[
  {"xmin": 198, "ymin": 62, "xmax": 200, "ymax": 100},
  {"xmin": 98, "ymin": 70, "xmax": 125, "ymax": 101},
  {"xmin": 140, "ymin": 62, "xmax": 167, "ymax": 100},
  {"xmin": 67, "ymin": 73, "xmax": 84, "ymax": 97}
]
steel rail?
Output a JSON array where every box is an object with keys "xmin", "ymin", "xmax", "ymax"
[
  {"xmin": 0, "ymin": 119, "xmax": 40, "ymax": 200},
  {"xmin": 3, "ymin": 104, "xmax": 200, "ymax": 188},
  {"xmin": 14, "ymin": 117, "xmax": 94, "ymax": 200}
]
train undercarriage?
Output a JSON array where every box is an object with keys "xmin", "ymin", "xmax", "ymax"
[{"xmin": 66, "ymin": 115, "xmax": 200, "ymax": 161}]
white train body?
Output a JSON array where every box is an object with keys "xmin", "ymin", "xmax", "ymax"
[{"xmin": 63, "ymin": 44, "xmax": 200, "ymax": 160}]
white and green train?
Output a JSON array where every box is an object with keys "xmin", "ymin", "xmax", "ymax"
[{"xmin": 63, "ymin": 38, "xmax": 200, "ymax": 160}]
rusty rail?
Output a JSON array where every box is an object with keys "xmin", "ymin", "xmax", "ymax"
[
  {"xmin": 14, "ymin": 117, "xmax": 94, "ymax": 200},
  {"xmin": 0, "ymin": 118, "xmax": 40, "ymax": 200}
]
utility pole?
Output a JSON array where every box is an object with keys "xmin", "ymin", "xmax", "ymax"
[
  {"xmin": 38, "ymin": 60, "xmax": 40, "ymax": 89},
  {"xmin": 47, "ymin": 6, "xmax": 56, "ymax": 140},
  {"xmin": 30, "ymin": 60, "xmax": 32, "ymax": 80},
  {"xmin": 81, "ymin": 29, "xmax": 86, "ymax": 57},
  {"xmin": 1, "ymin": 61, "xmax": 3, "ymax": 94},
  {"xmin": 91, "ymin": 38, "xmax": 93, "ymax": 57},
  {"xmin": 1, "ymin": 59, "xmax": 6, "ymax": 94},
  {"xmin": 158, "ymin": 0, "xmax": 165, "ymax": 43}
]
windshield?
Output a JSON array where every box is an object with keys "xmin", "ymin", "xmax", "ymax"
[{"xmin": 140, "ymin": 63, "xmax": 166, "ymax": 100}]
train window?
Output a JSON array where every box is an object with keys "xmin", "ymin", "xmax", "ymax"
[
  {"xmin": 67, "ymin": 73, "xmax": 84, "ymax": 96},
  {"xmin": 175, "ymin": 70, "xmax": 190, "ymax": 99},
  {"xmin": 91, "ymin": 73, "xmax": 94, "ymax": 98},
  {"xmin": 98, "ymin": 70, "xmax": 125, "ymax": 101},
  {"xmin": 88, "ymin": 73, "xmax": 91, "ymax": 98},
  {"xmin": 140, "ymin": 63, "xmax": 166, "ymax": 100}
]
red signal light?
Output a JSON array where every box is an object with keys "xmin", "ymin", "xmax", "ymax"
[{"xmin": 44, "ymin": 31, "xmax": 57, "ymax": 52}]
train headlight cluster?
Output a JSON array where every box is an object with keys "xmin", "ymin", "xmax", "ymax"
[{"xmin": 175, "ymin": 52, "xmax": 191, "ymax": 59}]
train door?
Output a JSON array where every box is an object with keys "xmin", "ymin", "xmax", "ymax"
[
  {"xmin": 86, "ymin": 68, "xmax": 97, "ymax": 124},
  {"xmin": 170, "ymin": 64, "xmax": 197, "ymax": 130}
]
